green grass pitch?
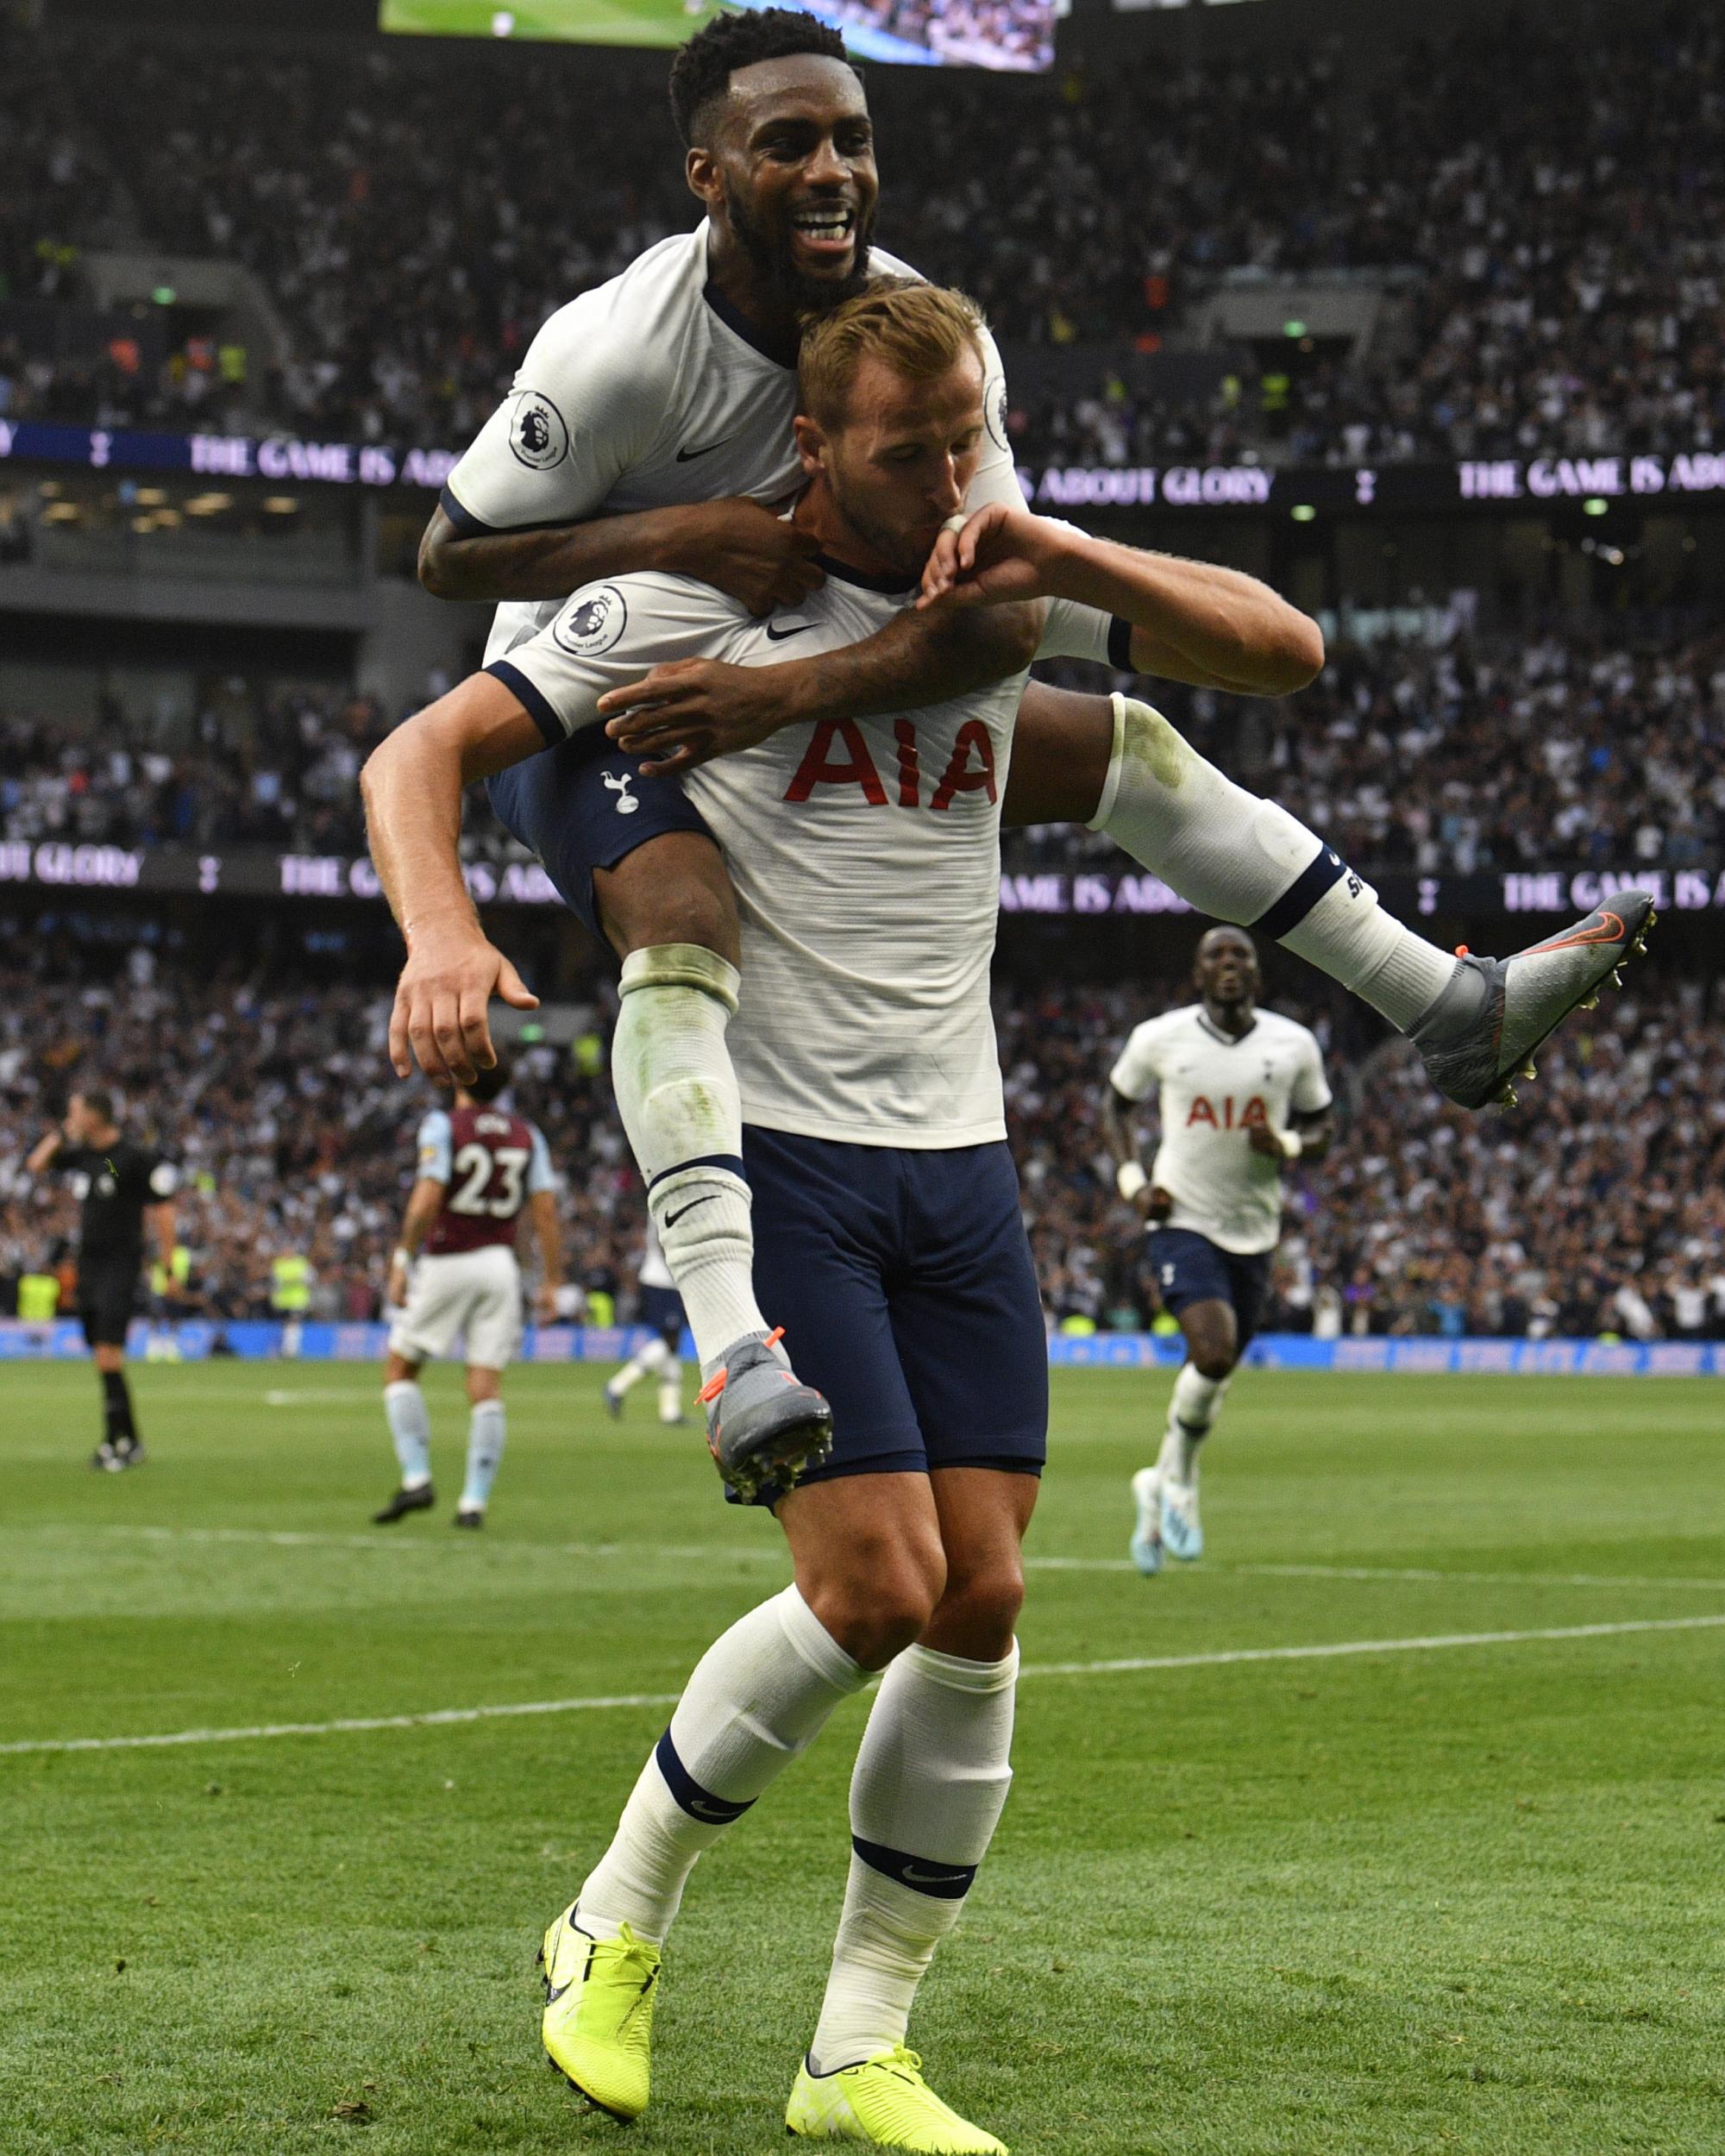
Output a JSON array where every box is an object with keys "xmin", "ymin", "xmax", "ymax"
[
  {"xmin": 2, "ymin": 1363, "xmax": 1721, "ymax": 2153},
  {"xmin": 381, "ymin": 0, "xmax": 730, "ymax": 53}
]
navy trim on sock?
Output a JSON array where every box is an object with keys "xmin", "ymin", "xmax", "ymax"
[
  {"xmin": 654, "ymin": 1729, "xmax": 755, "ymax": 1825},
  {"xmin": 851, "ymin": 1835, "xmax": 976, "ymax": 1901},
  {"xmin": 1107, "ymin": 614, "xmax": 1135, "ymax": 672},
  {"xmin": 1253, "ymin": 844, "xmax": 1349, "ymax": 942},
  {"xmin": 646, "ymin": 1153, "xmax": 748, "ymax": 1191}
]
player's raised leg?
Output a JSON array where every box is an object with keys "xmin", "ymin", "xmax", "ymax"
[
  {"xmin": 485, "ymin": 759, "xmax": 832, "ymax": 1497},
  {"xmin": 1007, "ymin": 685, "xmax": 1654, "ymax": 1105},
  {"xmin": 789, "ymin": 1469, "xmax": 1026, "ymax": 2155}
]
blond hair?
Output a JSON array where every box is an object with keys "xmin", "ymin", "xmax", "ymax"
[{"xmin": 798, "ymin": 279, "xmax": 987, "ymax": 429}]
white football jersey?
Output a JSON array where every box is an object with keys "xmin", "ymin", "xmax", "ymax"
[
  {"xmin": 440, "ymin": 223, "xmax": 1026, "ymax": 667},
  {"xmin": 492, "ymin": 563, "xmax": 1114, "ymax": 1147},
  {"xmin": 1109, "ymin": 1004, "xmax": 1332, "ymax": 1255}
]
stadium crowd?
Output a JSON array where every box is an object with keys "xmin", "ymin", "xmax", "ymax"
[
  {"xmin": 8, "ymin": 625, "xmax": 1722, "ymax": 879},
  {"xmin": 1, "ymin": 9, "xmax": 1720, "ymax": 465},
  {"xmin": 2, "ymin": 943, "xmax": 1721, "ymax": 1346}
]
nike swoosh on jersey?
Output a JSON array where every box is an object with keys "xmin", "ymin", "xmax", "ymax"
[
  {"xmin": 675, "ymin": 438, "xmax": 733, "ymax": 461},
  {"xmin": 765, "ymin": 622, "xmax": 812, "ymax": 641}
]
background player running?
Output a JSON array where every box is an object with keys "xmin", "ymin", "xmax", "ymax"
[
  {"xmin": 604, "ymin": 1221, "xmax": 688, "ymax": 1426},
  {"xmin": 27, "ymin": 1087, "xmax": 179, "ymax": 1471},
  {"xmin": 373, "ymin": 1056, "xmax": 561, "ymax": 1529},
  {"xmin": 1104, "ymin": 928, "xmax": 1333, "ymax": 1575}
]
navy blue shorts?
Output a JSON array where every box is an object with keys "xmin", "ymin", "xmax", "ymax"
[
  {"xmin": 1146, "ymin": 1227, "xmax": 1273, "ymax": 1349},
  {"xmin": 486, "ymin": 720, "xmax": 712, "ymax": 941},
  {"xmin": 738, "ymin": 1127, "xmax": 1048, "ymax": 1507},
  {"xmin": 640, "ymin": 1283, "xmax": 686, "ymax": 1345}
]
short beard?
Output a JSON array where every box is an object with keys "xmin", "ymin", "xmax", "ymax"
[{"xmin": 724, "ymin": 181, "xmax": 875, "ymax": 320}]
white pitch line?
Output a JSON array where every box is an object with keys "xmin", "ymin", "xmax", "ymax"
[
  {"xmin": 4, "ymin": 1613, "xmax": 1722, "ymax": 1760},
  {"xmin": 17, "ymin": 1525, "xmax": 1725, "ymax": 1596}
]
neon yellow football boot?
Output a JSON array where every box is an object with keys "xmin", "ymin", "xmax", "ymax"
[
  {"xmin": 538, "ymin": 1902, "xmax": 660, "ymax": 2122},
  {"xmin": 786, "ymin": 2045, "xmax": 1008, "ymax": 2153}
]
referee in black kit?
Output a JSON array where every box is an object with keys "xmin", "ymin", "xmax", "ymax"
[{"xmin": 27, "ymin": 1087, "xmax": 179, "ymax": 1470}]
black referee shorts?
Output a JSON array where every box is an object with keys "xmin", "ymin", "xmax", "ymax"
[{"xmin": 78, "ymin": 1259, "xmax": 140, "ymax": 1350}]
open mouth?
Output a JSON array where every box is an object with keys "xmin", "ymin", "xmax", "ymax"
[{"xmin": 789, "ymin": 204, "xmax": 857, "ymax": 264}]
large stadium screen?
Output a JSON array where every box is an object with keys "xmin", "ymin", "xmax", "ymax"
[{"xmin": 381, "ymin": 0, "xmax": 1057, "ymax": 70}]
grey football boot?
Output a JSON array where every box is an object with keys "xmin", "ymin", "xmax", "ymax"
[
  {"xmin": 699, "ymin": 1328, "xmax": 833, "ymax": 1501},
  {"xmin": 1410, "ymin": 893, "xmax": 1656, "ymax": 1109}
]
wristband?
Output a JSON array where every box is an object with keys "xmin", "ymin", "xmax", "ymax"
[
  {"xmin": 1277, "ymin": 1130, "xmax": 1303, "ymax": 1160},
  {"xmin": 392, "ymin": 1246, "xmax": 413, "ymax": 1268},
  {"xmin": 1116, "ymin": 1160, "xmax": 1149, "ymax": 1200}
]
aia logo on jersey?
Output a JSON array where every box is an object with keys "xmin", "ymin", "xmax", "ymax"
[
  {"xmin": 554, "ymin": 586, "xmax": 628, "ymax": 658},
  {"xmin": 783, "ymin": 718, "xmax": 997, "ymax": 811},
  {"xmin": 509, "ymin": 389, "xmax": 569, "ymax": 471},
  {"xmin": 1187, "ymin": 1094, "xmax": 1269, "ymax": 1131}
]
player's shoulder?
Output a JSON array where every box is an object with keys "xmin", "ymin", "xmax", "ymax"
[
  {"xmin": 416, "ymin": 1106, "xmax": 453, "ymax": 1146},
  {"xmin": 1141, "ymin": 1002, "xmax": 1202, "ymax": 1038},
  {"xmin": 1257, "ymin": 1006, "xmax": 1325, "ymax": 1051},
  {"xmin": 545, "ymin": 565, "xmax": 750, "ymax": 657},
  {"xmin": 519, "ymin": 229, "xmax": 701, "ymax": 390}
]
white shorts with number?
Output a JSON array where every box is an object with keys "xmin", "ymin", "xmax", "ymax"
[{"xmin": 388, "ymin": 1245, "xmax": 523, "ymax": 1369}]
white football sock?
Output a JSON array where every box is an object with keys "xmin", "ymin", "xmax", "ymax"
[
  {"xmin": 1092, "ymin": 695, "xmax": 1457, "ymax": 1031},
  {"xmin": 809, "ymin": 1643, "xmax": 1018, "ymax": 2073},
  {"xmin": 460, "ymin": 1399, "xmax": 505, "ymax": 1511},
  {"xmin": 607, "ymin": 1336, "xmax": 673, "ymax": 1399},
  {"xmin": 383, "ymin": 1379, "xmax": 431, "ymax": 1489},
  {"xmin": 1157, "ymin": 1363, "xmax": 1227, "ymax": 1484},
  {"xmin": 580, "ymin": 1585, "xmax": 864, "ymax": 1945},
  {"xmin": 656, "ymin": 1369, "xmax": 683, "ymax": 1425},
  {"xmin": 609, "ymin": 945, "xmax": 765, "ymax": 1364}
]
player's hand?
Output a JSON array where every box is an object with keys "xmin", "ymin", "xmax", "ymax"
[
  {"xmin": 916, "ymin": 502, "xmax": 1064, "ymax": 612},
  {"xmin": 388, "ymin": 921, "xmax": 537, "ymax": 1086},
  {"xmin": 533, "ymin": 1283, "xmax": 561, "ymax": 1326},
  {"xmin": 1140, "ymin": 1185, "xmax": 1175, "ymax": 1222},
  {"xmin": 599, "ymin": 658, "xmax": 789, "ymax": 776},
  {"xmin": 387, "ymin": 1253, "xmax": 411, "ymax": 1308},
  {"xmin": 1246, "ymin": 1125, "xmax": 1285, "ymax": 1159},
  {"xmin": 669, "ymin": 498, "xmax": 825, "ymax": 617}
]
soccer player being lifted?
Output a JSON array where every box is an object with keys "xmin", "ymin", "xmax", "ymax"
[
  {"xmin": 415, "ymin": 5, "xmax": 1653, "ymax": 1501},
  {"xmin": 1104, "ymin": 929, "xmax": 1333, "ymax": 1573},
  {"xmin": 27, "ymin": 1087, "xmax": 179, "ymax": 1470},
  {"xmin": 367, "ymin": 279, "xmax": 1417, "ymax": 2153},
  {"xmin": 373, "ymin": 1056, "xmax": 561, "ymax": 1529}
]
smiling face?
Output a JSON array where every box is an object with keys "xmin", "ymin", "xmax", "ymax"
[
  {"xmin": 797, "ymin": 346, "xmax": 986, "ymax": 580},
  {"xmin": 688, "ymin": 53, "xmax": 878, "ymax": 315}
]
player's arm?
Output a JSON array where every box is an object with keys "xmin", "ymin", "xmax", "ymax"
[
  {"xmin": 595, "ymin": 597, "xmax": 1044, "ymax": 778},
  {"xmin": 389, "ymin": 1175, "xmax": 447, "ymax": 1307},
  {"xmin": 147, "ymin": 1198, "xmax": 176, "ymax": 1294},
  {"xmin": 420, "ymin": 496, "xmax": 827, "ymax": 617},
  {"xmin": 25, "ymin": 1128, "xmax": 63, "ymax": 1175},
  {"xmin": 1247, "ymin": 1104, "xmax": 1335, "ymax": 1166},
  {"xmin": 528, "ymin": 1188, "xmax": 562, "ymax": 1325},
  {"xmin": 361, "ymin": 673, "xmax": 547, "ymax": 1087},
  {"xmin": 919, "ymin": 504, "xmax": 1325, "ymax": 696},
  {"xmin": 1103, "ymin": 1084, "xmax": 1172, "ymax": 1224}
]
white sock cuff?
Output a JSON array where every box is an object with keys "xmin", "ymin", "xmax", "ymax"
[
  {"xmin": 776, "ymin": 1585, "xmax": 868, "ymax": 1695},
  {"xmin": 898, "ymin": 1641, "xmax": 1019, "ymax": 1695},
  {"xmin": 384, "ymin": 1380, "xmax": 423, "ymax": 1407},
  {"xmin": 1085, "ymin": 693, "xmax": 1131, "ymax": 831},
  {"xmin": 618, "ymin": 943, "xmax": 741, "ymax": 1012},
  {"xmin": 648, "ymin": 1161, "xmax": 751, "ymax": 1206}
]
